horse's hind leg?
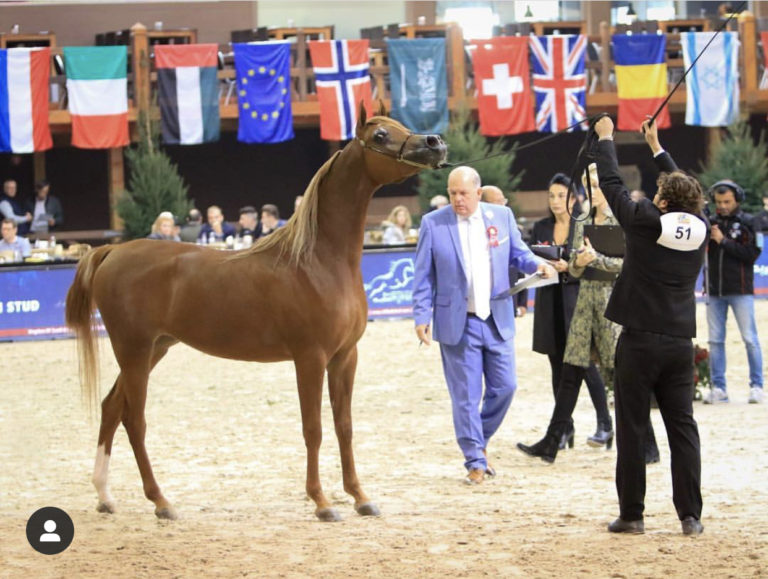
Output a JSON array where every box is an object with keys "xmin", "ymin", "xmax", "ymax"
[
  {"xmin": 295, "ymin": 354, "xmax": 338, "ymax": 521},
  {"xmin": 93, "ymin": 378, "xmax": 124, "ymax": 514},
  {"xmin": 327, "ymin": 345, "xmax": 379, "ymax": 517},
  {"xmin": 113, "ymin": 336, "xmax": 178, "ymax": 519}
]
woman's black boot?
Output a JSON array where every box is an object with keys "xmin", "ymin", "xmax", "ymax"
[{"xmin": 517, "ymin": 427, "xmax": 562, "ymax": 463}]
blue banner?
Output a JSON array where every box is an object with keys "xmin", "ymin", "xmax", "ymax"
[
  {"xmin": 233, "ymin": 42, "xmax": 294, "ymax": 144},
  {"xmin": 386, "ymin": 38, "xmax": 448, "ymax": 135}
]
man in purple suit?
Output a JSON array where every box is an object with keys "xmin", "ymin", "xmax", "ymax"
[{"xmin": 413, "ymin": 166, "xmax": 552, "ymax": 485}]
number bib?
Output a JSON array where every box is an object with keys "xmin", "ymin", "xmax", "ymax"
[{"xmin": 657, "ymin": 212, "xmax": 707, "ymax": 251}]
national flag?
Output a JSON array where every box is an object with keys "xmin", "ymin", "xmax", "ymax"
[
  {"xmin": 0, "ymin": 48, "xmax": 52, "ymax": 153},
  {"xmin": 612, "ymin": 35, "xmax": 670, "ymax": 131},
  {"xmin": 681, "ymin": 32, "xmax": 739, "ymax": 127},
  {"xmin": 308, "ymin": 40, "xmax": 372, "ymax": 141},
  {"xmin": 386, "ymin": 38, "xmax": 448, "ymax": 135},
  {"xmin": 64, "ymin": 46, "xmax": 129, "ymax": 148},
  {"xmin": 233, "ymin": 41, "xmax": 293, "ymax": 144},
  {"xmin": 155, "ymin": 44, "xmax": 220, "ymax": 145},
  {"xmin": 529, "ymin": 35, "xmax": 587, "ymax": 133},
  {"xmin": 470, "ymin": 37, "xmax": 535, "ymax": 136}
]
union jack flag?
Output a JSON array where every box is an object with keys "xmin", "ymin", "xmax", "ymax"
[
  {"xmin": 529, "ymin": 35, "xmax": 587, "ymax": 133},
  {"xmin": 308, "ymin": 40, "xmax": 372, "ymax": 141}
]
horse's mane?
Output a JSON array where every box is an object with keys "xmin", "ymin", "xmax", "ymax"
[{"xmin": 233, "ymin": 150, "xmax": 342, "ymax": 266}]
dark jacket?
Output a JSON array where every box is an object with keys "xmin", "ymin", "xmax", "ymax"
[
  {"xmin": 707, "ymin": 208, "xmax": 761, "ymax": 296},
  {"xmin": 197, "ymin": 222, "xmax": 237, "ymax": 242},
  {"xmin": 596, "ymin": 142, "xmax": 709, "ymax": 338},
  {"xmin": 530, "ymin": 215, "xmax": 579, "ymax": 355},
  {"xmin": 25, "ymin": 195, "xmax": 64, "ymax": 230}
]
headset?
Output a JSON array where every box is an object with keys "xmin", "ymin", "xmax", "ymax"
[{"xmin": 708, "ymin": 179, "xmax": 745, "ymax": 203}]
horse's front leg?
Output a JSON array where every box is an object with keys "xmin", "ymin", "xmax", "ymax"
[
  {"xmin": 328, "ymin": 345, "xmax": 380, "ymax": 517},
  {"xmin": 294, "ymin": 354, "xmax": 338, "ymax": 521}
]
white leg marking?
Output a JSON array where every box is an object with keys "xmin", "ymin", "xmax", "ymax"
[{"xmin": 93, "ymin": 444, "xmax": 114, "ymax": 507}]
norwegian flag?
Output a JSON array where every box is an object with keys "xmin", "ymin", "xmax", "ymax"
[
  {"xmin": 529, "ymin": 35, "xmax": 588, "ymax": 133},
  {"xmin": 309, "ymin": 40, "xmax": 372, "ymax": 141}
]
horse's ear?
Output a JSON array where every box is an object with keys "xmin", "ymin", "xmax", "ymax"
[
  {"xmin": 377, "ymin": 99, "xmax": 387, "ymax": 117},
  {"xmin": 357, "ymin": 100, "xmax": 367, "ymax": 136}
]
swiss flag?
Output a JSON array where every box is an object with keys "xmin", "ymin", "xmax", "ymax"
[{"xmin": 471, "ymin": 37, "xmax": 535, "ymax": 136}]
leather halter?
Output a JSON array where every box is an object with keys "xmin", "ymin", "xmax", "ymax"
[{"xmin": 357, "ymin": 132, "xmax": 436, "ymax": 170}]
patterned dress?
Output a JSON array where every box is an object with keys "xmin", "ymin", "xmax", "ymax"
[{"xmin": 562, "ymin": 208, "xmax": 623, "ymax": 370}]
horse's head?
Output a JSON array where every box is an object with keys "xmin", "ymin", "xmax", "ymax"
[{"xmin": 355, "ymin": 101, "xmax": 447, "ymax": 184}]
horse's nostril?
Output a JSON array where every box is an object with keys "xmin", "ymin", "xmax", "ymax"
[{"xmin": 426, "ymin": 135, "xmax": 439, "ymax": 148}]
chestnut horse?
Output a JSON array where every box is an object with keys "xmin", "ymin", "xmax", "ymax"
[{"xmin": 66, "ymin": 103, "xmax": 447, "ymax": 522}]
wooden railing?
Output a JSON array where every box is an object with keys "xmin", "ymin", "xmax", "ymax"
[{"xmin": 39, "ymin": 15, "xmax": 768, "ymax": 131}]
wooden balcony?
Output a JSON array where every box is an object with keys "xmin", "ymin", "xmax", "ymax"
[{"xmin": 36, "ymin": 16, "xmax": 768, "ymax": 135}]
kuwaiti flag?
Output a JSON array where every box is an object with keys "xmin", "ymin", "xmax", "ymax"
[
  {"xmin": 613, "ymin": 35, "xmax": 670, "ymax": 131},
  {"xmin": 0, "ymin": 48, "xmax": 52, "ymax": 153},
  {"xmin": 64, "ymin": 46, "xmax": 129, "ymax": 149},
  {"xmin": 156, "ymin": 44, "xmax": 220, "ymax": 144},
  {"xmin": 681, "ymin": 32, "xmax": 739, "ymax": 127}
]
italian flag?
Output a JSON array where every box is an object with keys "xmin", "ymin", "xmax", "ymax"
[
  {"xmin": 64, "ymin": 46, "xmax": 129, "ymax": 149},
  {"xmin": 155, "ymin": 44, "xmax": 220, "ymax": 145}
]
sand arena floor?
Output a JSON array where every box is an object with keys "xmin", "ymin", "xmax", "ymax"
[{"xmin": 1, "ymin": 301, "xmax": 766, "ymax": 578}]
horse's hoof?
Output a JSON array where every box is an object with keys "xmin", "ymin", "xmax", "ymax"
[
  {"xmin": 155, "ymin": 506, "xmax": 178, "ymax": 520},
  {"xmin": 355, "ymin": 502, "xmax": 381, "ymax": 517},
  {"xmin": 316, "ymin": 507, "xmax": 342, "ymax": 522},
  {"xmin": 96, "ymin": 501, "xmax": 116, "ymax": 514}
]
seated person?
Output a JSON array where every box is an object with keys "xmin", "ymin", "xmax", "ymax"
[
  {"xmin": 26, "ymin": 180, "xmax": 64, "ymax": 233},
  {"xmin": 238, "ymin": 206, "xmax": 262, "ymax": 240},
  {"xmin": 429, "ymin": 194, "xmax": 449, "ymax": 212},
  {"xmin": 381, "ymin": 205, "xmax": 412, "ymax": 245},
  {"xmin": 198, "ymin": 205, "xmax": 236, "ymax": 243},
  {"xmin": 257, "ymin": 204, "xmax": 286, "ymax": 238},
  {"xmin": 0, "ymin": 218, "xmax": 32, "ymax": 261},
  {"xmin": 147, "ymin": 212, "xmax": 180, "ymax": 241},
  {"xmin": 179, "ymin": 208, "xmax": 203, "ymax": 242},
  {"xmin": 0, "ymin": 179, "xmax": 32, "ymax": 235}
]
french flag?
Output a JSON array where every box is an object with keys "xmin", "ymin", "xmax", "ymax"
[
  {"xmin": 0, "ymin": 47, "xmax": 53, "ymax": 153},
  {"xmin": 155, "ymin": 44, "xmax": 220, "ymax": 145}
]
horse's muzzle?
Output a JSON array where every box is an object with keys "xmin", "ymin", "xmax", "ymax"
[{"xmin": 405, "ymin": 134, "xmax": 448, "ymax": 169}]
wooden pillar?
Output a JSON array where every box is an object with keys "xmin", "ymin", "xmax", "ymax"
[
  {"xmin": 131, "ymin": 23, "xmax": 151, "ymax": 116},
  {"xmin": 738, "ymin": 11, "xmax": 758, "ymax": 107},
  {"xmin": 584, "ymin": 1, "xmax": 612, "ymax": 36},
  {"xmin": 108, "ymin": 147, "xmax": 124, "ymax": 231},
  {"xmin": 32, "ymin": 151, "xmax": 45, "ymax": 184},
  {"xmin": 706, "ymin": 127, "xmax": 723, "ymax": 165},
  {"xmin": 296, "ymin": 31, "xmax": 307, "ymax": 101},
  {"xmin": 447, "ymin": 23, "xmax": 466, "ymax": 105},
  {"xmin": 599, "ymin": 21, "xmax": 612, "ymax": 93}
]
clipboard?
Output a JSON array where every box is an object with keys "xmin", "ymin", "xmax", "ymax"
[
  {"xmin": 492, "ymin": 271, "xmax": 557, "ymax": 299},
  {"xmin": 583, "ymin": 225, "xmax": 625, "ymax": 257}
]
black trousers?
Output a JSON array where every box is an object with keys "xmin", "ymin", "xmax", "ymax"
[
  {"xmin": 547, "ymin": 356, "xmax": 612, "ymax": 431},
  {"xmin": 614, "ymin": 330, "xmax": 702, "ymax": 522}
]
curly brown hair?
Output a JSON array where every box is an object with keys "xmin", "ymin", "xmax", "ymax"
[{"xmin": 656, "ymin": 171, "xmax": 704, "ymax": 214}]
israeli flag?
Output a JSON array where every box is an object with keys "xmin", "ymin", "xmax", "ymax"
[{"xmin": 682, "ymin": 32, "xmax": 739, "ymax": 127}]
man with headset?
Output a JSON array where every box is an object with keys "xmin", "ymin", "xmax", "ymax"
[
  {"xmin": 593, "ymin": 116, "xmax": 708, "ymax": 535},
  {"xmin": 704, "ymin": 180, "xmax": 763, "ymax": 404}
]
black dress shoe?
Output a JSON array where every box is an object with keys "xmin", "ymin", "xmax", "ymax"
[
  {"xmin": 607, "ymin": 518, "xmax": 644, "ymax": 534},
  {"xmin": 681, "ymin": 516, "xmax": 703, "ymax": 535},
  {"xmin": 517, "ymin": 432, "xmax": 560, "ymax": 463}
]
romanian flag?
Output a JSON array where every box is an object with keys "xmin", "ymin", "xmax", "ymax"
[
  {"xmin": 613, "ymin": 35, "xmax": 670, "ymax": 131},
  {"xmin": 0, "ymin": 48, "xmax": 52, "ymax": 153},
  {"xmin": 64, "ymin": 46, "xmax": 129, "ymax": 149},
  {"xmin": 155, "ymin": 44, "xmax": 220, "ymax": 145}
]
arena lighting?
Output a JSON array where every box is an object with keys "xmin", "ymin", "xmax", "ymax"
[
  {"xmin": 524, "ymin": 5, "xmax": 533, "ymax": 19},
  {"xmin": 626, "ymin": 2, "xmax": 637, "ymax": 17}
]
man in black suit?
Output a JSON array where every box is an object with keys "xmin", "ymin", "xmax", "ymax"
[{"xmin": 594, "ymin": 116, "xmax": 708, "ymax": 536}]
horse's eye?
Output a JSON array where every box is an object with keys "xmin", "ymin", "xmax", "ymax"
[{"xmin": 373, "ymin": 129, "xmax": 387, "ymax": 143}]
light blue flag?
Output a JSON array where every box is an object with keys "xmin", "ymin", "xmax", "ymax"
[
  {"xmin": 233, "ymin": 41, "xmax": 294, "ymax": 143},
  {"xmin": 681, "ymin": 32, "xmax": 740, "ymax": 127},
  {"xmin": 386, "ymin": 38, "xmax": 448, "ymax": 134}
]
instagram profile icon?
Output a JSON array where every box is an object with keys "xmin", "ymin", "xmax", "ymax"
[{"xmin": 26, "ymin": 507, "xmax": 74, "ymax": 555}]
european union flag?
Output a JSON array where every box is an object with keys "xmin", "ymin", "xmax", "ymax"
[{"xmin": 233, "ymin": 42, "xmax": 293, "ymax": 144}]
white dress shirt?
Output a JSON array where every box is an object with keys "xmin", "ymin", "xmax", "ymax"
[{"xmin": 458, "ymin": 208, "xmax": 491, "ymax": 319}]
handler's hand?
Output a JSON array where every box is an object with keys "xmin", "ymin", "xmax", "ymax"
[
  {"xmin": 641, "ymin": 118, "xmax": 663, "ymax": 155},
  {"xmin": 416, "ymin": 324, "xmax": 432, "ymax": 346},
  {"xmin": 594, "ymin": 116, "xmax": 614, "ymax": 139},
  {"xmin": 551, "ymin": 258, "xmax": 569, "ymax": 273},
  {"xmin": 575, "ymin": 237, "xmax": 597, "ymax": 267},
  {"xmin": 537, "ymin": 262, "xmax": 556, "ymax": 279},
  {"xmin": 711, "ymin": 224, "xmax": 724, "ymax": 244}
]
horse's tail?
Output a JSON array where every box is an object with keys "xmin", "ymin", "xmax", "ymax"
[{"xmin": 65, "ymin": 245, "xmax": 115, "ymax": 414}]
